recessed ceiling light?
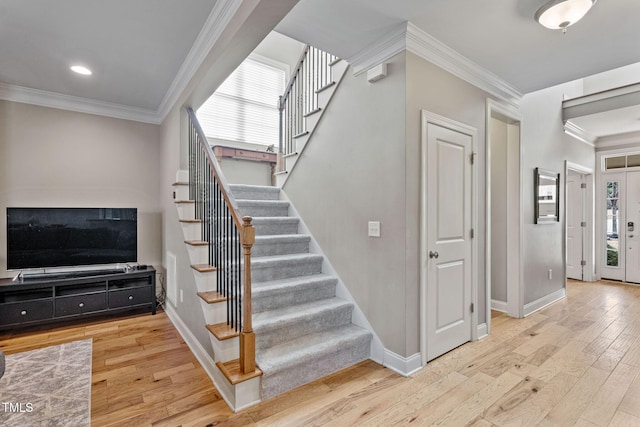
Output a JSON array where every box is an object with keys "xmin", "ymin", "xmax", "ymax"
[{"xmin": 70, "ymin": 65, "xmax": 92, "ymax": 76}]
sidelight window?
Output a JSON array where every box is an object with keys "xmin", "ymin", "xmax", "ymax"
[{"xmin": 606, "ymin": 181, "xmax": 620, "ymax": 267}]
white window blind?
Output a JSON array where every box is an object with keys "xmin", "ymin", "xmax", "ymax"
[{"xmin": 197, "ymin": 57, "xmax": 285, "ymax": 146}]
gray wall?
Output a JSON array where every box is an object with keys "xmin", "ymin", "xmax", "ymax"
[
  {"xmin": 282, "ymin": 51, "xmax": 495, "ymax": 357},
  {"xmin": 520, "ymin": 82, "xmax": 595, "ymax": 305},
  {"xmin": 283, "ymin": 52, "xmax": 409, "ymax": 355},
  {"xmin": 405, "ymin": 51, "xmax": 492, "ymax": 335},
  {"xmin": 0, "ymin": 100, "xmax": 162, "ymax": 279}
]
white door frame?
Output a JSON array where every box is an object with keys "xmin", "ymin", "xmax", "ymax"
[
  {"xmin": 420, "ymin": 110, "xmax": 478, "ymax": 367},
  {"xmin": 486, "ymin": 99, "xmax": 523, "ymax": 321},
  {"xmin": 564, "ymin": 161, "xmax": 595, "ymax": 282}
]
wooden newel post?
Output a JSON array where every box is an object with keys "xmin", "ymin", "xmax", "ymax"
[{"xmin": 240, "ymin": 216, "xmax": 256, "ymax": 374}]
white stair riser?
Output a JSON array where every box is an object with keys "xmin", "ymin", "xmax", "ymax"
[
  {"xmin": 208, "ymin": 335, "xmax": 239, "ymax": 363},
  {"xmin": 186, "ymin": 244, "xmax": 208, "ymax": 265},
  {"xmin": 176, "ymin": 202, "xmax": 195, "ymax": 219},
  {"xmin": 180, "ymin": 222, "xmax": 201, "ymax": 242},
  {"xmin": 174, "ymin": 185, "xmax": 189, "ymax": 201},
  {"xmin": 199, "ymin": 300, "xmax": 227, "ymax": 325},
  {"xmin": 194, "ymin": 271, "xmax": 216, "ymax": 293}
]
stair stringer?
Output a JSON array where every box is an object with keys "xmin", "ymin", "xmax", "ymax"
[
  {"xmin": 171, "ymin": 174, "xmax": 261, "ymax": 412},
  {"xmin": 278, "ymin": 189, "xmax": 385, "ymax": 365},
  {"xmin": 276, "ymin": 59, "xmax": 349, "ymax": 187}
]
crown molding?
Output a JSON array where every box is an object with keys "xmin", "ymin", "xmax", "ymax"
[
  {"xmin": 405, "ymin": 23, "xmax": 522, "ymax": 107},
  {"xmin": 0, "ymin": 83, "xmax": 160, "ymax": 124},
  {"xmin": 346, "ymin": 22, "xmax": 523, "ymax": 107},
  {"xmin": 595, "ymin": 129, "xmax": 640, "ymax": 149},
  {"xmin": 156, "ymin": 0, "xmax": 242, "ymax": 121},
  {"xmin": 346, "ymin": 23, "xmax": 407, "ymax": 76},
  {"xmin": 563, "ymin": 120, "xmax": 597, "ymax": 147},
  {"xmin": 0, "ymin": 0, "xmax": 242, "ymax": 125}
]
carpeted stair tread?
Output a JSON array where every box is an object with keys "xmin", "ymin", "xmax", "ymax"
[
  {"xmin": 253, "ymin": 297, "xmax": 352, "ymax": 333},
  {"xmin": 229, "ymin": 184, "xmax": 280, "ymax": 201},
  {"xmin": 253, "ymin": 273, "xmax": 336, "ymax": 292},
  {"xmin": 252, "ymin": 274, "xmax": 338, "ymax": 313},
  {"xmin": 252, "ymin": 234, "xmax": 311, "ymax": 257},
  {"xmin": 250, "ymin": 253, "xmax": 323, "ymax": 282},
  {"xmin": 236, "ymin": 200, "xmax": 289, "ymax": 208},
  {"xmin": 254, "ymin": 234, "xmax": 310, "ymax": 244},
  {"xmin": 237, "ymin": 200, "xmax": 289, "ymax": 217},
  {"xmin": 250, "ymin": 217, "xmax": 300, "ymax": 236},
  {"xmin": 256, "ymin": 324, "xmax": 371, "ymax": 375}
]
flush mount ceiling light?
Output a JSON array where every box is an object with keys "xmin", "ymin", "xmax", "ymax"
[
  {"xmin": 535, "ymin": 0, "xmax": 596, "ymax": 33},
  {"xmin": 70, "ymin": 65, "xmax": 92, "ymax": 76}
]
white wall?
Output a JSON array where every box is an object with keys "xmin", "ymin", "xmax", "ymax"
[
  {"xmin": 520, "ymin": 82, "xmax": 595, "ymax": 306},
  {"xmin": 0, "ymin": 100, "xmax": 162, "ymax": 279}
]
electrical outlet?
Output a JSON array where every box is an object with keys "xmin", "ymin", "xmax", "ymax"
[{"xmin": 368, "ymin": 221, "xmax": 381, "ymax": 237}]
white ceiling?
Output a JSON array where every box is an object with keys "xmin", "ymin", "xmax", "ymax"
[
  {"xmin": 0, "ymin": 0, "xmax": 217, "ymax": 111},
  {"xmin": 2, "ymin": 0, "xmax": 640, "ymax": 136},
  {"xmin": 277, "ymin": 0, "xmax": 640, "ymax": 95}
]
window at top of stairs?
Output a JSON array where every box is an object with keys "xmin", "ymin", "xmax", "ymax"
[{"xmin": 197, "ymin": 55, "xmax": 285, "ymax": 147}]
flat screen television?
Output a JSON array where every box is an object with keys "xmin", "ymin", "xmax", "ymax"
[{"xmin": 6, "ymin": 207, "xmax": 137, "ymax": 270}]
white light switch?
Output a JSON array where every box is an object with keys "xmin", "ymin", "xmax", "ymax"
[{"xmin": 368, "ymin": 221, "xmax": 381, "ymax": 237}]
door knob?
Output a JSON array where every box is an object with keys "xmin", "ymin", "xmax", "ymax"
[{"xmin": 429, "ymin": 251, "xmax": 439, "ymax": 259}]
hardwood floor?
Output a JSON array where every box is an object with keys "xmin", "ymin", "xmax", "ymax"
[{"xmin": 1, "ymin": 280, "xmax": 640, "ymax": 426}]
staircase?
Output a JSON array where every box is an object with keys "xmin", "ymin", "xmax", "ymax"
[
  {"xmin": 230, "ymin": 184, "xmax": 372, "ymax": 399},
  {"xmin": 174, "ymin": 180, "xmax": 372, "ymax": 403}
]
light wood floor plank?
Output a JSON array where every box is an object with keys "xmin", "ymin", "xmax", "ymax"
[{"xmin": 2, "ymin": 281, "xmax": 640, "ymax": 426}]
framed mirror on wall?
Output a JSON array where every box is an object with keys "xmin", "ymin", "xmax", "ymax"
[{"xmin": 535, "ymin": 167, "xmax": 560, "ymax": 224}]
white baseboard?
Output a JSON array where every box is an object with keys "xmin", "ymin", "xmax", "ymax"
[
  {"xmin": 491, "ymin": 299, "xmax": 508, "ymax": 313},
  {"xmin": 163, "ymin": 304, "xmax": 254, "ymax": 412},
  {"xmin": 477, "ymin": 323, "xmax": 488, "ymax": 339},
  {"xmin": 523, "ymin": 288, "xmax": 566, "ymax": 317},
  {"xmin": 279, "ymin": 190, "xmax": 386, "ymax": 365},
  {"xmin": 383, "ymin": 350, "xmax": 422, "ymax": 377}
]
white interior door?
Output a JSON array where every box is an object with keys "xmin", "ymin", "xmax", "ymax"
[
  {"xmin": 425, "ymin": 122, "xmax": 472, "ymax": 361},
  {"xmin": 566, "ymin": 172, "xmax": 584, "ymax": 280}
]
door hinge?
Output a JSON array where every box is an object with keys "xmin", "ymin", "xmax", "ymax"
[
  {"xmin": 581, "ymin": 183, "xmax": 587, "ymax": 189},
  {"xmin": 470, "ymin": 228, "xmax": 475, "ymax": 238},
  {"xmin": 470, "ymin": 303, "xmax": 475, "ymax": 313},
  {"xmin": 470, "ymin": 152, "xmax": 476, "ymax": 165},
  {"xmin": 581, "ymin": 221, "xmax": 587, "ymax": 227},
  {"xmin": 580, "ymin": 260, "xmax": 587, "ymax": 266}
]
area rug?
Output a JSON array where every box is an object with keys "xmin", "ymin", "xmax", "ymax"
[{"xmin": 0, "ymin": 339, "xmax": 92, "ymax": 426}]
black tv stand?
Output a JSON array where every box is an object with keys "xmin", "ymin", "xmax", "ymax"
[
  {"xmin": 20, "ymin": 268, "xmax": 127, "ymax": 281},
  {"xmin": 0, "ymin": 268, "xmax": 156, "ymax": 330}
]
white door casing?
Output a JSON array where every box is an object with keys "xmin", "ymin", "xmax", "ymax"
[
  {"xmin": 420, "ymin": 111, "xmax": 477, "ymax": 364},
  {"xmin": 626, "ymin": 171, "xmax": 640, "ymax": 283},
  {"xmin": 566, "ymin": 172, "xmax": 584, "ymax": 280}
]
